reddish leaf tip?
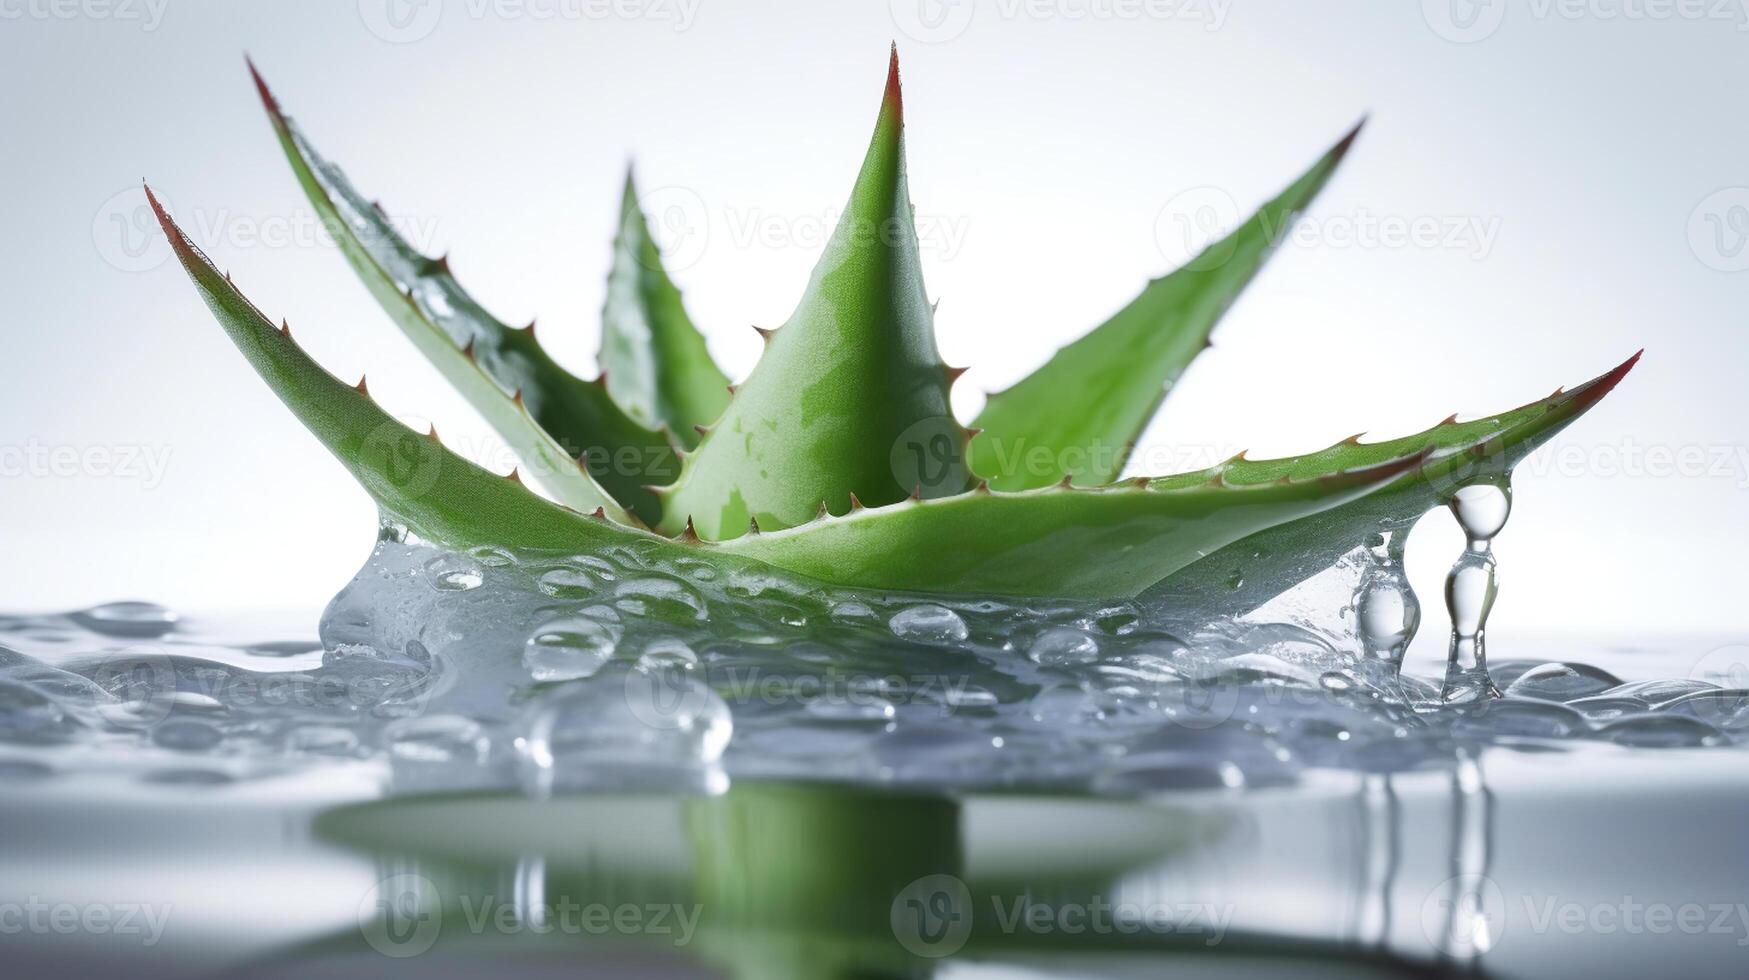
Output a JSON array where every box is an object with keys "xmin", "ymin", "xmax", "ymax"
[
  {"xmin": 885, "ymin": 43, "xmax": 903, "ymax": 120},
  {"xmin": 245, "ymin": 55, "xmax": 281, "ymax": 117}
]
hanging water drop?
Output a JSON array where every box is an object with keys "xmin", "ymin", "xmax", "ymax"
[
  {"xmin": 1441, "ymin": 480, "xmax": 1511, "ymax": 703},
  {"xmin": 1355, "ymin": 529, "xmax": 1420, "ymax": 676}
]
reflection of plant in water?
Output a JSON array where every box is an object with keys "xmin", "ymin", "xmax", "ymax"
[
  {"xmin": 146, "ymin": 48, "xmax": 1633, "ymax": 612},
  {"xmin": 307, "ymin": 781, "xmax": 1430, "ymax": 978}
]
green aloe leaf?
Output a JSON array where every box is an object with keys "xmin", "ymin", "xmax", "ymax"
[
  {"xmin": 1147, "ymin": 352, "xmax": 1641, "ymax": 612},
  {"xmin": 147, "ymin": 186, "xmax": 648, "ymax": 553},
  {"xmin": 601, "ymin": 171, "xmax": 732, "ymax": 448},
  {"xmin": 155, "ymin": 180, "xmax": 1453, "ymax": 602},
  {"xmin": 969, "ymin": 122, "xmax": 1362, "ymax": 491},
  {"xmin": 152, "ymin": 182, "xmax": 1631, "ymax": 604},
  {"xmin": 656, "ymin": 49, "xmax": 974, "ymax": 540},
  {"xmin": 248, "ymin": 60, "xmax": 679, "ymax": 525},
  {"xmin": 719, "ymin": 451, "xmax": 1430, "ymax": 599}
]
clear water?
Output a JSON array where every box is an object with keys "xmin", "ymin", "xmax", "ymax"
[
  {"xmin": 3, "ymin": 525, "xmax": 1743, "ymax": 800},
  {"xmin": 5, "ymin": 499, "xmax": 1748, "ymax": 976}
]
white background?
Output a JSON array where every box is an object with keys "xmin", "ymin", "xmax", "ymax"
[{"xmin": 3, "ymin": 1, "xmax": 1745, "ymax": 666}]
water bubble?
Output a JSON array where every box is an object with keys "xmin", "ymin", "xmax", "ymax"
[
  {"xmin": 537, "ymin": 566, "xmax": 605, "ymax": 600},
  {"xmin": 1599, "ymin": 713, "xmax": 1721, "ymax": 748},
  {"xmin": 1091, "ymin": 604, "xmax": 1140, "ymax": 635},
  {"xmin": 152, "ymin": 718, "xmax": 224, "ymax": 752},
  {"xmin": 71, "ymin": 601, "xmax": 178, "ymax": 639},
  {"xmin": 1356, "ymin": 563, "xmax": 1420, "ymax": 663},
  {"xmin": 830, "ymin": 601, "xmax": 878, "ymax": 624},
  {"xmin": 517, "ymin": 674, "xmax": 732, "ymax": 792},
  {"xmin": 635, "ymin": 638, "xmax": 700, "ymax": 672},
  {"xmin": 424, "ymin": 555, "xmax": 483, "ymax": 591},
  {"xmin": 1449, "ymin": 481, "xmax": 1512, "ymax": 549},
  {"xmin": 1568, "ymin": 695, "xmax": 1649, "ymax": 723},
  {"xmin": 1503, "ymin": 663, "xmax": 1624, "ymax": 702},
  {"xmin": 0, "ymin": 680, "xmax": 78, "ymax": 744},
  {"xmin": 467, "ymin": 545, "xmax": 518, "ymax": 568},
  {"xmin": 941, "ymin": 686, "xmax": 998, "ymax": 710},
  {"xmin": 1659, "ymin": 689, "xmax": 1749, "ymax": 731},
  {"xmin": 385, "ymin": 715, "xmax": 490, "ymax": 765},
  {"xmin": 284, "ymin": 725, "xmax": 361, "ymax": 755},
  {"xmin": 1604, "ymin": 678, "xmax": 1716, "ymax": 706},
  {"xmin": 1029, "ymin": 685, "xmax": 1095, "ymax": 725},
  {"xmin": 1027, "ymin": 627, "xmax": 1100, "ymax": 667},
  {"xmin": 889, "ymin": 604, "xmax": 969, "ymax": 643},
  {"xmin": 523, "ymin": 617, "xmax": 620, "ymax": 683},
  {"xmin": 806, "ymin": 697, "xmax": 897, "ymax": 723},
  {"xmin": 614, "ymin": 576, "xmax": 708, "ymax": 623},
  {"xmin": 1454, "ymin": 698, "xmax": 1585, "ymax": 739}
]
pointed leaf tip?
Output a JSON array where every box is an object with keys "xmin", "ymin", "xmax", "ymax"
[
  {"xmin": 1332, "ymin": 116, "xmax": 1367, "ymax": 161},
  {"xmin": 885, "ymin": 44, "xmax": 902, "ymax": 120},
  {"xmin": 245, "ymin": 55, "xmax": 280, "ymax": 116}
]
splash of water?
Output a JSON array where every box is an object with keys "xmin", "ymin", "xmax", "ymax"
[{"xmin": 1, "ymin": 506, "xmax": 1744, "ymax": 796}]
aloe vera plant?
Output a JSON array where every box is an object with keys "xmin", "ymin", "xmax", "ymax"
[{"xmin": 149, "ymin": 49, "xmax": 1636, "ymax": 602}]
